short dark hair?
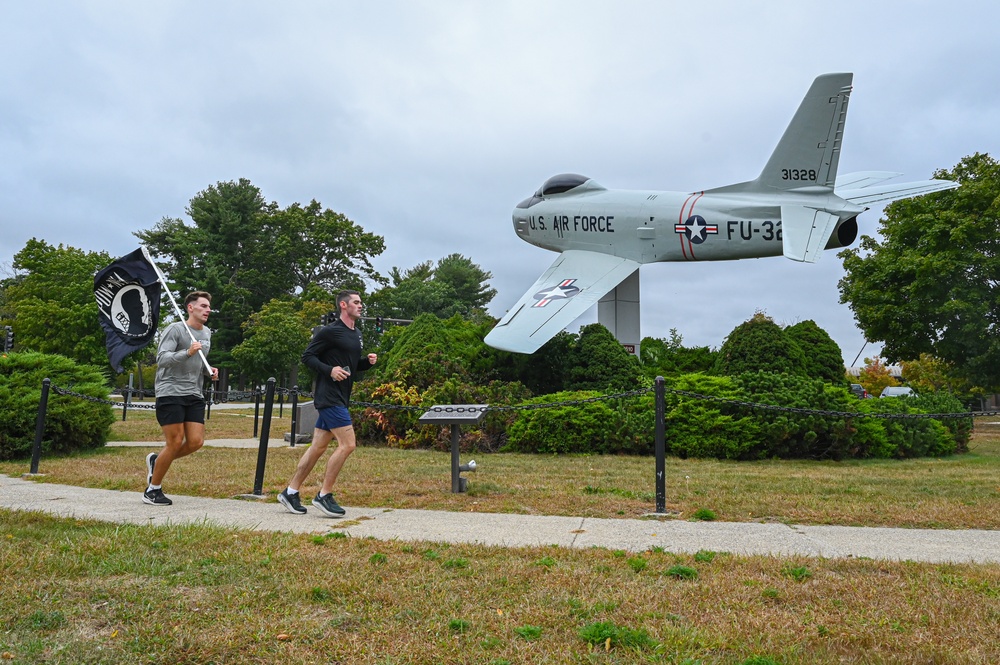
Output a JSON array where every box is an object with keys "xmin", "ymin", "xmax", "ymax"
[
  {"xmin": 336, "ymin": 290, "xmax": 360, "ymax": 309},
  {"xmin": 184, "ymin": 291, "xmax": 212, "ymax": 307}
]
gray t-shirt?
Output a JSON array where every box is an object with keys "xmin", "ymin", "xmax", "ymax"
[{"xmin": 154, "ymin": 321, "xmax": 212, "ymax": 397}]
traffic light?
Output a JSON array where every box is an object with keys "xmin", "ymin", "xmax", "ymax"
[
  {"xmin": 2, "ymin": 326, "xmax": 12, "ymax": 352},
  {"xmin": 320, "ymin": 311, "xmax": 335, "ymax": 326},
  {"xmin": 375, "ymin": 316, "xmax": 383, "ymax": 333}
]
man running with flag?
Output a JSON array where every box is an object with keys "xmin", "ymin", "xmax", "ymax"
[
  {"xmin": 94, "ymin": 248, "xmax": 218, "ymax": 506},
  {"xmin": 144, "ymin": 290, "xmax": 218, "ymax": 506}
]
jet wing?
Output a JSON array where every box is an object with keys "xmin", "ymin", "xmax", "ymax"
[
  {"xmin": 485, "ymin": 250, "xmax": 640, "ymax": 354},
  {"xmin": 781, "ymin": 205, "xmax": 840, "ymax": 263}
]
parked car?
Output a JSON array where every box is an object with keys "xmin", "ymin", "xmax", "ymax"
[
  {"xmin": 849, "ymin": 383, "xmax": 869, "ymax": 399},
  {"xmin": 880, "ymin": 386, "xmax": 917, "ymax": 398}
]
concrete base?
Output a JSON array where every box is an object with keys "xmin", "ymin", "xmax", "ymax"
[{"xmin": 233, "ymin": 493, "xmax": 269, "ymax": 502}]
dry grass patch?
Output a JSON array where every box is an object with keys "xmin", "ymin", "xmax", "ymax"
[
  {"xmin": 108, "ymin": 403, "xmax": 286, "ymax": 441},
  {"xmin": 3, "ymin": 412, "xmax": 999, "ymax": 529},
  {"xmin": 1, "ymin": 511, "xmax": 998, "ymax": 664}
]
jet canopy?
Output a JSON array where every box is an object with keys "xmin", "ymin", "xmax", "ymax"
[{"xmin": 516, "ymin": 173, "xmax": 603, "ymax": 209}]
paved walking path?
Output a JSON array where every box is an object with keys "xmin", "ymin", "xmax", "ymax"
[{"xmin": 3, "ymin": 441, "xmax": 998, "ymax": 564}]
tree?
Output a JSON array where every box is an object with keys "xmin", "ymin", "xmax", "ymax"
[
  {"xmin": 785, "ymin": 319, "xmax": 846, "ymax": 385},
  {"xmin": 136, "ymin": 179, "xmax": 386, "ymax": 369},
  {"xmin": 839, "ymin": 153, "xmax": 1000, "ymax": 389},
  {"xmin": 857, "ymin": 356, "xmax": 898, "ymax": 398},
  {"xmin": 370, "ymin": 313, "xmax": 481, "ymax": 389},
  {"xmin": 433, "ymin": 253, "xmax": 497, "ymax": 315},
  {"xmin": 500, "ymin": 331, "xmax": 576, "ymax": 395},
  {"xmin": 4, "ymin": 239, "xmax": 117, "ymax": 370},
  {"xmin": 714, "ymin": 311, "xmax": 807, "ymax": 377},
  {"xmin": 640, "ymin": 329, "xmax": 717, "ymax": 378},
  {"xmin": 901, "ymin": 353, "xmax": 971, "ymax": 396},
  {"xmin": 565, "ymin": 323, "xmax": 643, "ymax": 392},
  {"xmin": 231, "ymin": 298, "xmax": 332, "ymax": 386},
  {"xmin": 368, "ymin": 254, "xmax": 496, "ymax": 320}
]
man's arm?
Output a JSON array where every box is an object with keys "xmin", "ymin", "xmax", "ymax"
[
  {"xmin": 301, "ymin": 327, "xmax": 333, "ymax": 377},
  {"xmin": 156, "ymin": 324, "xmax": 189, "ymax": 368}
]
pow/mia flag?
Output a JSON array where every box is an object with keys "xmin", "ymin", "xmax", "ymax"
[{"xmin": 94, "ymin": 248, "xmax": 162, "ymax": 372}]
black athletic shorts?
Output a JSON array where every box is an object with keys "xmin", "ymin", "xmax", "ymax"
[{"xmin": 155, "ymin": 395, "xmax": 207, "ymax": 426}]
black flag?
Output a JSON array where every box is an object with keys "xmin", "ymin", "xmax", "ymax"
[{"xmin": 94, "ymin": 248, "xmax": 162, "ymax": 372}]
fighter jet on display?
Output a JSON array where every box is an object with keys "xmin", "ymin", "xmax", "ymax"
[{"xmin": 484, "ymin": 73, "xmax": 959, "ymax": 355}]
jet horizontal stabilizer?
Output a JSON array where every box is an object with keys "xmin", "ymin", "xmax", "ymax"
[{"xmin": 837, "ymin": 179, "xmax": 959, "ymax": 206}]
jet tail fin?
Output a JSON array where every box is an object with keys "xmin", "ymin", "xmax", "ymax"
[{"xmin": 704, "ymin": 73, "xmax": 853, "ymax": 195}]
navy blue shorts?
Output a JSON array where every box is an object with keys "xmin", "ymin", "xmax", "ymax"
[
  {"xmin": 155, "ymin": 395, "xmax": 206, "ymax": 426},
  {"xmin": 315, "ymin": 405, "xmax": 352, "ymax": 430}
]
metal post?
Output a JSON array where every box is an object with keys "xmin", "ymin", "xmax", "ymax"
[
  {"xmin": 289, "ymin": 385, "xmax": 299, "ymax": 447},
  {"xmin": 450, "ymin": 424, "xmax": 463, "ymax": 493},
  {"xmin": 253, "ymin": 385, "xmax": 261, "ymax": 438},
  {"xmin": 122, "ymin": 373, "xmax": 133, "ymax": 422},
  {"xmin": 30, "ymin": 378, "xmax": 50, "ymax": 474},
  {"xmin": 655, "ymin": 376, "xmax": 666, "ymax": 514},
  {"xmin": 205, "ymin": 383, "xmax": 212, "ymax": 421},
  {"xmin": 252, "ymin": 378, "xmax": 276, "ymax": 496}
]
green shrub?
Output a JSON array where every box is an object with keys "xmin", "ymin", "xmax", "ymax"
[
  {"xmin": 857, "ymin": 397, "xmax": 957, "ymax": 458},
  {"xmin": 714, "ymin": 312, "xmax": 808, "ymax": 377},
  {"xmin": 663, "ymin": 374, "xmax": 763, "ymax": 459},
  {"xmin": 0, "ymin": 352, "xmax": 114, "ymax": 460},
  {"xmin": 351, "ymin": 380, "xmax": 425, "ymax": 448},
  {"xmin": 352, "ymin": 378, "xmax": 530, "ymax": 452},
  {"xmin": 910, "ymin": 391, "xmax": 972, "ymax": 453},
  {"xmin": 420, "ymin": 378, "xmax": 530, "ymax": 453},
  {"xmin": 504, "ymin": 390, "xmax": 651, "ymax": 454},
  {"xmin": 733, "ymin": 371, "xmax": 858, "ymax": 459}
]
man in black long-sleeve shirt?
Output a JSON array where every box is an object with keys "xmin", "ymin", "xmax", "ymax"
[{"xmin": 278, "ymin": 290, "xmax": 377, "ymax": 517}]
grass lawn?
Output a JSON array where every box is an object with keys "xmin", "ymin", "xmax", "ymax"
[
  {"xmin": 3, "ymin": 409, "xmax": 999, "ymax": 529},
  {"xmin": 1, "ymin": 411, "xmax": 998, "ymax": 663}
]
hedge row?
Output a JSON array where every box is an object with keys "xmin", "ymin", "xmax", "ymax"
[{"xmin": 354, "ymin": 372, "xmax": 970, "ymax": 460}]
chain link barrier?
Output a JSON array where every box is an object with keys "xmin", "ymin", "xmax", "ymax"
[
  {"xmin": 661, "ymin": 388, "xmax": 994, "ymax": 421},
  {"xmin": 52, "ymin": 385, "xmax": 157, "ymax": 410},
  {"xmin": 50, "ymin": 383, "xmax": 1000, "ymax": 421}
]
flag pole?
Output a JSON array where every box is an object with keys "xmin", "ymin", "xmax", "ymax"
[{"xmin": 140, "ymin": 246, "xmax": 214, "ymax": 377}]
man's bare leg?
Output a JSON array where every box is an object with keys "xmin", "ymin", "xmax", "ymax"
[
  {"xmin": 151, "ymin": 422, "xmax": 205, "ymax": 486},
  {"xmin": 320, "ymin": 426, "xmax": 356, "ymax": 495},
  {"xmin": 287, "ymin": 428, "xmax": 334, "ymax": 492}
]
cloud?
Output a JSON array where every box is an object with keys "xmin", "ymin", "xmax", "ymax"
[{"xmin": 2, "ymin": 1, "xmax": 998, "ymax": 365}]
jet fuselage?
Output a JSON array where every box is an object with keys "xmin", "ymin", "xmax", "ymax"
[{"xmin": 513, "ymin": 176, "xmax": 862, "ymax": 264}]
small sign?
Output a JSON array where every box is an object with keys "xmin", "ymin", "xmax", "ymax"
[{"xmin": 417, "ymin": 404, "xmax": 488, "ymax": 425}]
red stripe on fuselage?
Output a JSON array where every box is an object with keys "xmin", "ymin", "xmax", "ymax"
[{"xmin": 677, "ymin": 191, "xmax": 705, "ymax": 260}]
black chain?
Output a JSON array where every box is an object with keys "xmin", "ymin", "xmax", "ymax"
[
  {"xmin": 52, "ymin": 385, "xmax": 157, "ymax": 410},
  {"xmin": 663, "ymin": 388, "xmax": 986, "ymax": 420},
  {"xmin": 483, "ymin": 388, "xmax": 654, "ymax": 412},
  {"xmin": 51, "ymin": 383, "xmax": 995, "ymax": 421}
]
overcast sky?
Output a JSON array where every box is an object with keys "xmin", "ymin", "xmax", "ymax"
[{"xmin": 2, "ymin": 1, "xmax": 997, "ymax": 365}]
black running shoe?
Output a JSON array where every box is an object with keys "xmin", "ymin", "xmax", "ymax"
[
  {"xmin": 145, "ymin": 452, "xmax": 158, "ymax": 486},
  {"xmin": 142, "ymin": 487, "xmax": 172, "ymax": 506},
  {"xmin": 312, "ymin": 492, "xmax": 345, "ymax": 517},
  {"xmin": 278, "ymin": 488, "xmax": 307, "ymax": 515}
]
